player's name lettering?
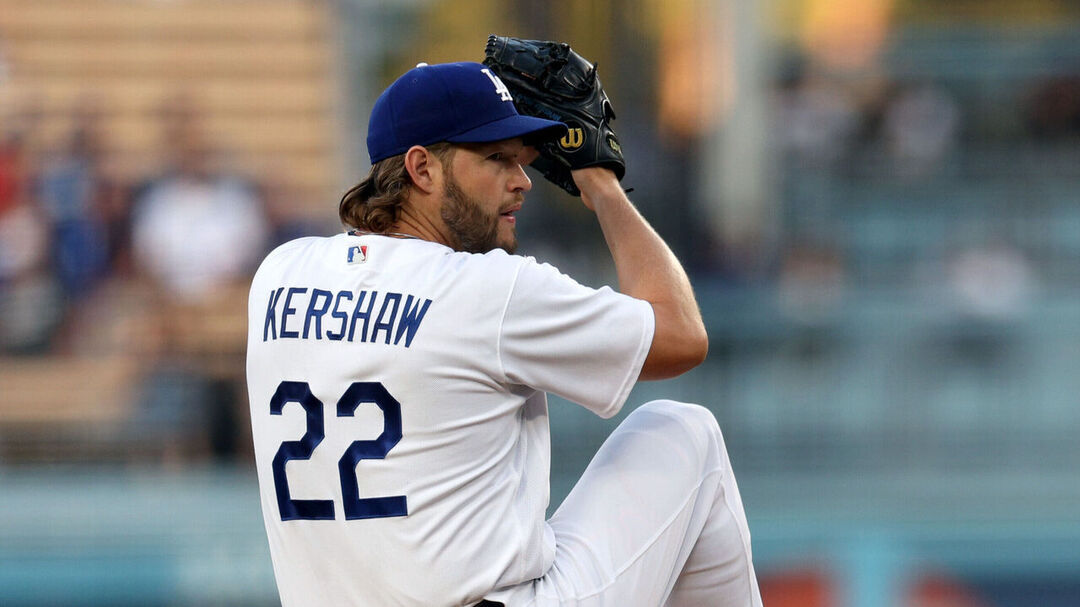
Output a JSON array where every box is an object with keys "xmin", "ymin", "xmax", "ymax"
[{"xmin": 262, "ymin": 287, "xmax": 432, "ymax": 347}]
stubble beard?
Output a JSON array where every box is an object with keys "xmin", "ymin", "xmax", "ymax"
[{"xmin": 441, "ymin": 172, "xmax": 516, "ymax": 254}]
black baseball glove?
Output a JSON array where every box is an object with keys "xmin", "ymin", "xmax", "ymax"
[{"xmin": 483, "ymin": 34, "xmax": 625, "ymax": 196}]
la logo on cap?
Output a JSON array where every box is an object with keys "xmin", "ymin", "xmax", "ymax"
[{"xmin": 481, "ymin": 68, "xmax": 513, "ymax": 102}]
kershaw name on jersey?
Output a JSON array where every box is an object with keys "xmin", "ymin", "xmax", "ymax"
[{"xmin": 261, "ymin": 286, "xmax": 433, "ymax": 347}]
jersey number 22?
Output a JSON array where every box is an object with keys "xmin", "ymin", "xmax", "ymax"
[{"xmin": 269, "ymin": 380, "xmax": 407, "ymax": 521}]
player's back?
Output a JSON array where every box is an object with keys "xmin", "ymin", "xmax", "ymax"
[{"xmin": 246, "ymin": 233, "xmax": 553, "ymax": 606}]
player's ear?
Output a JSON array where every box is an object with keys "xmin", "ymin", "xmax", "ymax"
[{"xmin": 403, "ymin": 145, "xmax": 442, "ymax": 195}]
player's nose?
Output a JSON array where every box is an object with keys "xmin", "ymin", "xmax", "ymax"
[{"xmin": 511, "ymin": 162, "xmax": 532, "ymax": 192}]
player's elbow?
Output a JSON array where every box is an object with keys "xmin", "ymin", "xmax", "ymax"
[
  {"xmin": 686, "ymin": 324, "xmax": 709, "ymax": 366},
  {"xmin": 676, "ymin": 322, "xmax": 709, "ymax": 372},
  {"xmin": 639, "ymin": 322, "xmax": 709, "ymax": 380}
]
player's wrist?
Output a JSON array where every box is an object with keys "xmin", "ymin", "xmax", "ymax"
[
  {"xmin": 572, "ymin": 167, "xmax": 621, "ymax": 207},
  {"xmin": 574, "ymin": 168, "xmax": 622, "ymax": 211}
]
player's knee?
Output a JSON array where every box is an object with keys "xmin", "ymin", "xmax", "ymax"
[
  {"xmin": 637, "ymin": 399, "xmax": 719, "ymax": 430},
  {"xmin": 633, "ymin": 399, "xmax": 726, "ymax": 458}
]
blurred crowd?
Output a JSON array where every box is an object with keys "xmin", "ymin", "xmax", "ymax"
[
  {"xmin": 2, "ymin": 39, "xmax": 1079, "ymax": 465},
  {"xmin": 775, "ymin": 59, "xmax": 1080, "ymax": 178},
  {"xmin": 0, "ymin": 93, "xmax": 335, "ymax": 462},
  {"xmin": 766, "ymin": 56, "xmax": 1080, "ymax": 315}
]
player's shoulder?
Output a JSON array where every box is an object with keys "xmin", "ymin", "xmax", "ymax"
[
  {"xmin": 488, "ymin": 249, "xmax": 585, "ymax": 291},
  {"xmin": 438, "ymin": 246, "xmax": 571, "ymax": 290},
  {"xmin": 446, "ymin": 245, "xmax": 528, "ymax": 272},
  {"xmin": 259, "ymin": 235, "xmax": 328, "ymax": 265},
  {"xmin": 250, "ymin": 234, "xmax": 336, "ymax": 283},
  {"xmin": 395, "ymin": 247, "xmax": 559, "ymax": 309}
]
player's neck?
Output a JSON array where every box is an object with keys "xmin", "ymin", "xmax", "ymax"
[{"xmin": 391, "ymin": 205, "xmax": 456, "ymax": 250}]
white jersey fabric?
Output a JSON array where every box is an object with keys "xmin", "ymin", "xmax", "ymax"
[{"xmin": 246, "ymin": 232, "xmax": 654, "ymax": 606}]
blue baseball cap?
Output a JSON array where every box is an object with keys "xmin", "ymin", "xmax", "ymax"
[{"xmin": 366, "ymin": 61, "xmax": 567, "ymax": 164}]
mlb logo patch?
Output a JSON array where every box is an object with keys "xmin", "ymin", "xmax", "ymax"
[{"xmin": 347, "ymin": 245, "xmax": 368, "ymax": 264}]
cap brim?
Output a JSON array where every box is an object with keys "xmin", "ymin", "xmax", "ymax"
[{"xmin": 447, "ymin": 114, "xmax": 567, "ymax": 146}]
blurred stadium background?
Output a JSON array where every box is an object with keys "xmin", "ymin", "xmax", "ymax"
[{"xmin": 1, "ymin": 0, "xmax": 1079, "ymax": 605}]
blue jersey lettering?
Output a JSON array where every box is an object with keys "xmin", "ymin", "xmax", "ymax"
[
  {"xmin": 263, "ymin": 287, "xmax": 431, "ymax": 347},
  {"xmin": 303, "ymin": 289, "xmax": 334, "ymax": 339},
  {"xmin": 280, "ymin": 287, "xmax": 307, "ymax": 339},
  {"xmin": 263, "ymin": 287, "xmax": 285, "ymax": 341},
  {"xmin": 371, "ymin": 293, "xmax": 402, "ymax": 345},
  {"xmin": 394, "ymin": 295, "xmax": 432, "ymax": 347},
  {"xmin": 326, "ymin": 291, "xmax": 353, "ymax": 341},
  {"xmin": 348, "ymin": 290, "xmax": 376, "ymax": 342}
]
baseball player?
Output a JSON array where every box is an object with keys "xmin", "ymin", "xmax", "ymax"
[{"xmin": 247, "ymin": 41, "xmax": 761, "ymax": 607}]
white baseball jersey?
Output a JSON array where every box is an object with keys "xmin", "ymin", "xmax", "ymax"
[{"xmin": 246, "ymin": 232, "xmax": 654, "ymax": 606}]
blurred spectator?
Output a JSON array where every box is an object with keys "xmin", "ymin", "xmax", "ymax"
[
  {"xmin": 775, "ymin": 65, "xmax": 860, "ymax": 171},
  {"xmin": 940, "ymin": 239, "xmax": 1034, "ymax": 375},
  {"xmin": 0, "ymin": 133, "xmax": 64, "ymax": 354},
  {"xmin": 261, "ymin": 170, "xmax": 337, "ymax": 247},
  {"xmin": 882, "ymin": 81, "xmax": 961, "ymax": 178},
  {"xmin": 946, "ymin": 239, "xmax": 1035, "ymax": 322},
  {"xmin": 127, "ymin": 94, "xmax": 271, "ymax": 462},
  {"xmin": 36, "ymin": 97, "xmax": 114, "ymax": 299},
  {"xmin": 775, "ymin": 239, "xmax": 848, "ymax": 363},
  {"xmin": 777, "ymin": 239, "xmax": 848, "ymax": 326},
  {"xmin": 131, "ymin": 96, "xmax": 270, "ymax": 303}
]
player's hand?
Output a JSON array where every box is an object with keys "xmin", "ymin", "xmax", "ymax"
[
  {"xmin": 484, "ymin": 35, "xmax": 625, "ymax": 197},
  {"xmin": 572, "ymin": 166, "xmax": 621, "ymax": 211}
]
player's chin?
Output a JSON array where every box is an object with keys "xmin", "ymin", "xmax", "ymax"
[{"xmin": 495, "ymin": 226, "xmax": 518, "ymax": 254}]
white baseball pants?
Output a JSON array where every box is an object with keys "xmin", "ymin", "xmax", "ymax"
[{"xmin": 488, "ymin": 400, "xmax": 763, "ymax": 607}]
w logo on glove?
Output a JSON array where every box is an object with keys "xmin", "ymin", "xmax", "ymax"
[{"xmin": 559, "ymin": 128, "xmax": 585, "ymax": 151}]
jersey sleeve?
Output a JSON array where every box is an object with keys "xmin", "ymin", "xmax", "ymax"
[{"xmin": 496, "ymin": 258, "xmax": 655, "ymax": 418}]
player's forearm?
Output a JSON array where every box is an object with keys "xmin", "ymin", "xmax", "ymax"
[
  {"xmin": 575, "ymin": 169, "xmax": 708, "ymax": 379},
  {"xmin": 585, "ymin": 181, "xmax": 689, "ymax": 307}
]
